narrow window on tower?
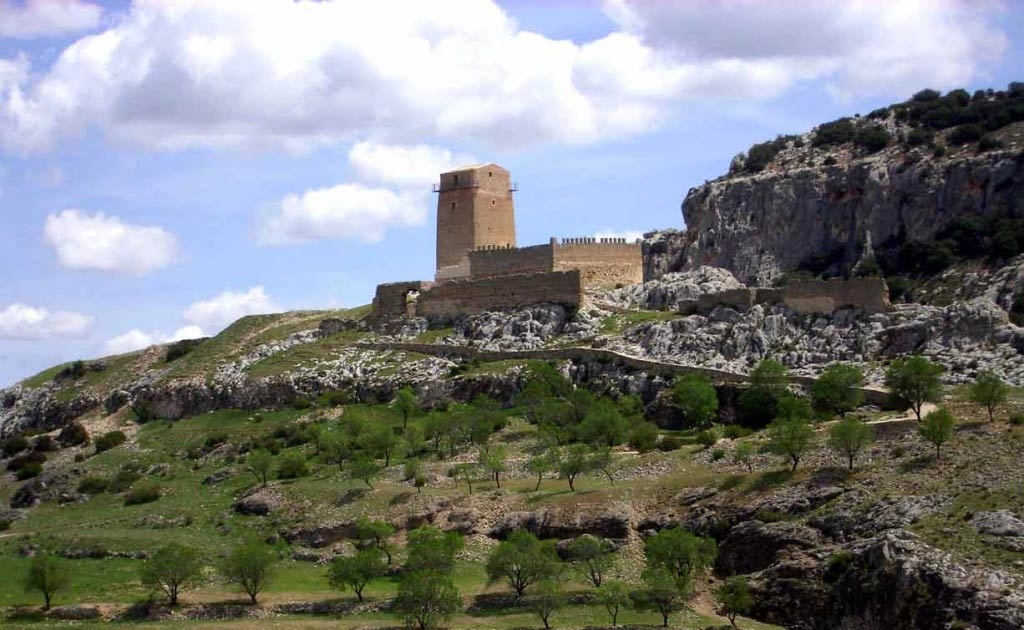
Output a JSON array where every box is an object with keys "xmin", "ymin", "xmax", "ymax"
[
  {"xmin": 453, "ymin": 174, "xmax": 459, "ymax": 186},
  {"xmin": 451, "ymin": 202, "xmax": 456, "ymax": 211}
]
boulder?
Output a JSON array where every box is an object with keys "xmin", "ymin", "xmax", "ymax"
[
  {"xmin": 232, "ymin": 487, "xmax": 285, "ymax": 516},
  {"xmin": 971, "ymin": 510, "xmax": 1024, "ymax": 538},
  {"xmin": 489, "ymin": 504, "xmax": 631, "ymax": 540},
  {"xmin": 716, "ymin": 520, "xmax": 822, "ymax": 576}
]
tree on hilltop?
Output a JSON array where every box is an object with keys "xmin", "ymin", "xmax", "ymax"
[
  {"xmin": 885, "ymin": 356, "xmax": 943, "ymax": 420},
  {"xmin": 968, "ymin": 371, "xmax": 1008, "ymax": 423}
]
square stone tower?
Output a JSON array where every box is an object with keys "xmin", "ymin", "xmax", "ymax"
[{"xmin": 435, "ymin": 163, "xmax": 516, "ymax": 281}]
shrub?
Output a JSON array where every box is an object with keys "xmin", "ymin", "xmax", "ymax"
[
  {"xmin": 932, "ymin": 144, "xmax": 946, "ymax": 157},
  {"xmin": 16, "ymin": 461, "xmax": 43, "ymax": 480},
  {"xmin": 811, "ymin": 363, "xmax": 865, "ymax": 417},
  {"xmin": 204, "ymin": 432, "xmax": 230, "ymax": 449},
  {"xmin": 6, "ymin": 450, "xmax": 46, "ymax": 473},
  {"xmin": 164, "ymin": 338, "xmax": 204, "ymax": 363},
  {"xmin": 95, "ymin": 431, "xmax": 127, "ymax": 453},
  {"xmin": 290, "ymin": 397, "xmax": 313, "ymax": 411},
  {"xmin": 670, "ymin": 374, "xmax": 719, "ymax": 429},
  {"xmin": 125, "ymin": 484, "xmax": 162, "ymax": 506},
  {"xmin": 886, "ymin": 277, "xmax": 914, "ymax": 303},
  {"xmin": 658, "ymin": 435, "xmax": 684, "ymax": 451},
  {"xmin": 913, "ymin": 89, "xmax": 941, "ymax": 102},
  {"xmin": 948, "ymin": 123, "xmax": 983, "ymax": 145},
  {"xmin": 856, "ymin": 125, "xmax": 891, "ymax": 153},
  {"xmin": 711, "ymin": 448, "xmax": 726, "ymax": 462},
  {"xmin": 1008, "ymin": 414, "xmax": 1024, "ymax": 426},
  {"xmin": 722, "ymin": 425, "xmax": 752, "ymax": 440},
  {"xmin": 109, "ymin": 470, "xmax": 142, "ymax": 492},
  {"xmin": 906, "ymin": 128, "xmax": 934, "ymax": 147},
  {"xmin": 277, "ymin": 452, "xmax": 310, "ymax": 479},
  {"xmin": 78, "ymin": 476, "xmax": 110, "ymax": 494},
  {"xmin": 628, "ymin": 421, "xmax": 659, "ymax": 453},
  {"xmin": 978, "ymin": 135, "xmax": 1004, "ymax": 151},
  {"xmin": 55, "ymin": 360, "xmax": 87, "ymax": 382},
  {"xmin": 32, "ymin": 435, "xmax": 56, "ymax": 452},
  {"xmin": 813, "ymin": 118, "xmax": 857, "ymax": 147},
  {"xmin": 57, "ymin": 422, "xmax": 89, "ymax": 447},
  {"xmin": 2, "ymin": 435, "xmax": 29, "ymax": 458},
  {"xmin": 325, "ymin": 391, "xmax": 350, "ymax": 407},
  {"xmin": 694, "ymin": 430, "xmax": 717, "ymax": 449}
]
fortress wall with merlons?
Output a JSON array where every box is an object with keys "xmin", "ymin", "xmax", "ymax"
[
  {"xmin": 417, "ymin": 270, "xmax": 583, "ymax": 319},
  {"xmin": 466, "ymin": 237, "xmax": 642, "ymax": 289}
]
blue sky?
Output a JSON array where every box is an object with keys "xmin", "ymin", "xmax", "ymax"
[{"xmin": 0, "ymin": 0, "xmax": 1021, "ymax": 386}]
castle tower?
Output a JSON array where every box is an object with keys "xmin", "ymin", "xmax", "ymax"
[{"xmin": 434, "ymin": 163, "xmax": 516, "ymax": 281}]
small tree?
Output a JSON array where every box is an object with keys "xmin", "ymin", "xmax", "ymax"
[
  {"xmin": 828, "ymin": 417, "xmax": 874, "ymax": 471},
  {"xmin": 632, "ymin": 568, "xmax": 687, "ymax": 628},
  {"xmin": 479, "ymin": 444, "xmax": 507, "ymax": 488},
  {"xmin": 671, "ymin": 374, "xmax": 719, "ymax": 429},
  {"xmin": 567, "ymin": 534, "xmax": 614, "ymax": 587},
  {"xmin": 969, "ymin": 371, "xmax": 1008, "ymax": 423},
  {"xmin": 768, "ymin": 416, "xmax": 815, "ymax": 472},
  {"xmin": 733, "ymin": 442, "xmax": 755, "ymax": 473},
  {"xmin": 589, "ymin": 447, "xmax": 616, "ymax": 485},
  {"xmin": 486, "ymin": 529, "xmax": 561, "ymax": 598},
  {"xmin": 395, "ymin": 570, "xmax": 461, "ymax": 630},
  {"xmin": 643, "ymin": 527, "xmax": 717, "ymax": 589},
  {"xmin": 811, "ymin": 363, "xmax": 865, "ymax": 417},
  {"xmin": 919, "ymin": 407, "xmax": 955, "ymax": 461},
  {"xmin": 595, "ymin": 580, "xmax": 631, "ymax": 627},
  {"xmin": 359, "ymin": 426, "xmax": 403, "ymax": 467},
  {"xmin": 577, "ymin": 399, "xmax": 630, "ymax": 446},
  {"xmin": 394, "ymin": 387, "xmax": 418, "ymax": 429},
  {"xmin": 452, "ymin": 462, "xmax": 477, "ymax": 495},
  {"xmin": 530, "ymin": 579, "xmax": 565, "ymax": 630},
  {"xmin": 220, "ymin": 542, "xmax": 276, "ymax": 605},
  {"xmin": 24, "ymin": 552, "xmax": 69, "ymax": 611},
  {"xmin": 406, "ymin": 527, "xmax": 463, "ymax": 574},
  {"xmin": 738, "ymin": 360, "xmax": 789, "ymax": 428},
  {"xmin": 716, "ymin": 575, "xmax": 752, "ymax": 628},
  {"xmin": 557, "ymin": 444, "xmax": 594, "ymax": 492},
  {"xmin": 140, "ymin": 543, "xmax": 202, "ymax": 606},
  {"xmin": 885, "ymin": 356, "xmax": 943, "ymax": 420},
  {"xmin": 246, "ymin": 449, "xmax": 273, "ymax": 487},
  {"xmin": 527, "ymin": 451, "xmax": 557, "ymax": 491},
  {"xmin": 349, "ymin": 455, "xmax": 381, "ymax": 489},
  {"xmin": 327, "ymin": 548, "xmax": 387, "ymax": 602},
  {"xmin": 356, "ymin": 517, "xmax": 396, "ymax": 564}
]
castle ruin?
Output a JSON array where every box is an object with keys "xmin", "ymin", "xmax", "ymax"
[{"xmin": 374, "ymin": 163, "xmax": 643, "ymax": 319}]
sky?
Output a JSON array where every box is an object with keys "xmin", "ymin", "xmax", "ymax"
[{"xmin": 0, "ymin": 0, "xmax": 1021, "ymax": 387}]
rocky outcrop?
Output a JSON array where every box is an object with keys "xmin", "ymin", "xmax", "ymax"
[
  {"xmin": 681, "ymin": 151, "xmax": 1024, "ymax": 285},
  {"xmin": 489, "ymin": 504, "xmax": 632, "ymax": 541},
  {"xmin": 716, "ymin": 520, "xmax": 823, "ymax": 575},
  {"xmin": 602, "ymin": 266, "xmax": 744, "ymax": 311},
  {"xmin": 642, "ymin": 228, "xmax": 689, "ymax": 281}
]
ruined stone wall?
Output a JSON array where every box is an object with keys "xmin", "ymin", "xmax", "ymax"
[
  {"xmin": 552, "ymin": 238, "xmax": 643, "ymax": 288},
  {"xmin": 417, "ymin": 270, "xmax": 583, "ymax": 319},
  {"xmin": 680, "ymin": 277, "xmax": 889, "ymax": 315},
  {"xmin": 469, "ymin": 243, "xmax": 554, "ymax": 278},
  {"xmin": 372, "ymin": 281, "xmax": 434, "ymax": 318}
]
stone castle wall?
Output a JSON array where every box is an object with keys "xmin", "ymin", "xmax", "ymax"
[
  {"xmin": 552, "ymin": 238, "xmax": 643, "ymax": 288},
  {"xmin": 468, "ymin": 243, "xmax": 553, "ymax": 278},
  {"xmin": 373, "ymin": 281, "xmax": 434, "ymax": 319},
  {"xmin": 682, "ymin": 277, "xmax": 889, "ymax": 315},
  {"xmin": 417, "ymin": 270, "xmax": 583, "ymax": 319}
]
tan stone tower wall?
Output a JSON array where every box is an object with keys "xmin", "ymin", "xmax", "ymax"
[{"xmin": 435, "ymin": 164, "xmax": 516, "ymax": 281}]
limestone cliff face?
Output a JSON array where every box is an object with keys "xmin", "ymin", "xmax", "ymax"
[{"xmin": 681, "ymin": 151, "xmax": 1024, "ymax": 285}]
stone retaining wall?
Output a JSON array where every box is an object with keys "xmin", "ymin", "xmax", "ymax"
[{"xmin": 681, "ymin": 277, "xmax": 889, "ymax": 315}]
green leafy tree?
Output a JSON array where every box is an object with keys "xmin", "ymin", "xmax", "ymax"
[
  {"xmin": 643, "ymin": 527, "xmax": 717, "ymax": 589},
  {"xmin": 451, "ymin": 462, "xmax": 477, "ymax": 495},
  {"xmin": 395, "ymin": 570, "xmax": 461, "ymax": 630},
  {"xmin": 246, "ymin": 449, "xmax": 273, "ymax": 487},
  {"xmin": 220, "ymin": 542, "xmax": 276, "ymax": 605},
  {"xmin": 356, "ymin": 517, "xmax": 396, "ymax": 564},
  {"xmin": 320, "ymin": 432, "xmax": 352, "ymax": 469},
  {"xmin": 969, "ymin": 371, "xmax": 1008, "ymax": 423},
  {"xmin": 24, "ymin": 552, "xmax": 69, "ymax": 610},
  {"xmin": 567, "ymin": 534, "xmax": 614, "ymax": 587},
  {"xmin": 530, "ymin": 579, "xmax": 565, "ymax": 630},
  {"xmin": 828, "ymin": 417, "xmax": 874, "ymax": 471},
  {"xmin": 885, "ymin": 356, "xmax": 944, "ymax": 420},
  {"xmin": 919, "ymin": 407, "xmax": 956, "ymax": 461},
  {"xmin": 327, "ymin": 548, "xmax": 387, "ymax": 602},
  {"xmin": 628, "ymin": 421, "xmax": 659, "ymax": 453},
  {"xmin": 775, "ymin": 394, "xmax": 812, "ymax": 422},
  {"xmin": 349, "ymin": 455, "xmax": 381, "ymax": 489},
  {"xmin": 485, "ymin": 529, "xmax": 561, "ymax": 598},
  {"xmin": 277, "ymin": 452, "xmax": 310, "ymax": 479},
  {"xmin": 141, "ymin": 543, "xmax": 203, "ymax": 605},
  {"xmin": 733, "ymin": 442, "xmax": 755, "ymax": 473},
  {"xmin": 359, "ymin": 426, "xmax": 403, "ymax": 467},
  {"xmin": 394, "ymin": 387, "xmax": 418, "ymax": 429},
  {"xmin": 479, "ymin": 444, "xmax": 508, "ymax": 488},
  {"xmin": 403, "ymin": 425, "xmax": 428, "ymax": 458},
  {"xmin": 768, "ymin": 416, "xmax": 815, "ymax": 472},
  {"xmin": 577, "ymin": 399, "xmax": 630, "ymax": 446},
  {"xmin": 589, "ymin": 446, "xmax": 616, "ymax": 485},
  {"xmin": 406, "ymin": 527, "xmax": 463, "ymax": 573},
  {"xmin": 811, "ymin": 364, "xmax": 865, "ymax": 417},
  {"xmin": 557, "ymin": 444, "xmax": 594, "ymax": 492},
  {"xmin": 594, "ymin": 580, "xmax": 631, "ymax": 627},
  {"xmin": 632, "ymin": 568, "xmax": 687, "ymax": 628},
  {"xmin": 527, "ymin": 451, "xmax": 557, "ymax": 492},
  {"xmin": 671, "ymin": 374, "xmax": 719, "ymax": 429},
  {"xmin": 716, "ymin": 575, "xmax": 752, "ymax": 628},
  {"xmin": 738, "ymin": 360, "xmax": 789, "ymax": 427}
]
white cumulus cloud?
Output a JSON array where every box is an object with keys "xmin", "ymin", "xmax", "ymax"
[
  {"xmin": 257, "ymin": 183, "xmax": 427, "ymax": 245},
  {"xmin": 102, "ymin": 325, "xmax": 205, "ymax": 355},
  {"xmin": 183, "ymin": 286, "xmax": 279, "ymax": 334},
  {"xmin": 44, "ymin": 209, "xmax": 181, "ymax": 275},
  {"xmin": 0, "ymin": 303, "xmax": 92, "ymax": 340},
  {"xmin": 0, "ymin": 0, "xmax": 102, "ymax": 39},
  {"xmin": 348, "ymin": 142, "xmax": 474, "ymax": 188}
]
